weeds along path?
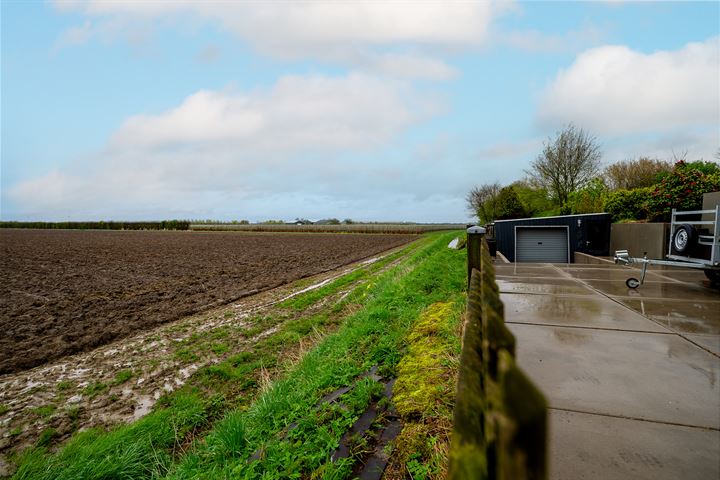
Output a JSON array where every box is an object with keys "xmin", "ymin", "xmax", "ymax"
[{"xmin": 10, "ymin": 231, "xmax": 466, "ymax": 480}]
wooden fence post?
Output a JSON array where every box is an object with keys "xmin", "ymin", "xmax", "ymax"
[
  {"xmin": 467, "ymin": 226, "xmax": 486, "ymax": 288},
  {"xmin": 451, "ymin": 238, "xmax": 548, "ymax": 480}
]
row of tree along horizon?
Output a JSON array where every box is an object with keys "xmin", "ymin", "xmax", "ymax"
[{"xmin": 467, "ymin": 123, "xmax": 720, "ymax": 225}]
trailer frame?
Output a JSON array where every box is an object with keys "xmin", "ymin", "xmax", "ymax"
[{"xmin": 614, "ymin": 205, "xmax": 720, "ymax": 288}]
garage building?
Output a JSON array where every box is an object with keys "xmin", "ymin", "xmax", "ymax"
[{"xmin": 494, "ymin": 213, "xmax": 612, "ymax": 263}]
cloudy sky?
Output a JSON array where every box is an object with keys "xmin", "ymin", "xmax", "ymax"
[{"xmin": 2, "ymin": 1, "xmax": 718, "ymax": 222}]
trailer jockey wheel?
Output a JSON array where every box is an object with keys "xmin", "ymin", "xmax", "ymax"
[
  {"xmin": 672, "ymin": 224, "xmax": 697, "ymax": 254},
  {"xmin": 626, "ymin": 278, "xmax": 640, "ymax": 289}
]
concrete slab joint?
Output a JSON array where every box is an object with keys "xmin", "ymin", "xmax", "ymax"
[{"xmin": 495, "ymin": 256, "xmax": 720, "ymax": 479}]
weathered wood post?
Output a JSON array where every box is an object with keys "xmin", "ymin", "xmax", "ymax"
[{"xmin": 467, "ymin": 225, "xmax": 486, "ymax": 288}]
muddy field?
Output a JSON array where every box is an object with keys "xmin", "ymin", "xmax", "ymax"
[{"xmin": 0, "ymin": 230, "xmax": 417, "ymax": 374}]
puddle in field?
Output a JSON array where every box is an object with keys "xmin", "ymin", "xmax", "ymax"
[
  {"xmin": 0, "ymin": 246, "xmax": 408, "ymax": 473},
  {"xmin": 277, "ymin": 277, "xmax": 336, "ymax": 302},
  {"xmin": 133, "ymin": 396, "xmax": 155, "ymax": 421},
  {"xmin": 361, "ymin": 257, "xmax": 379, "ymax": 266}
]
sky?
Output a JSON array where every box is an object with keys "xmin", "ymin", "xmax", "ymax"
[{"xmin": 1, "ymin": 1, "xmax": 718, "ymax": 223}]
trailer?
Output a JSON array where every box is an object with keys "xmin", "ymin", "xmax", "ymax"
[{"xmin": 614, "ymin": 205, "xmax": 720, "ymax": 288}]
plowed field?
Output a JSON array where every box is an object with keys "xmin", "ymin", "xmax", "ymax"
[{"xmin": 0, "ymin": 230, "xmax": 417, "ymax": 374}]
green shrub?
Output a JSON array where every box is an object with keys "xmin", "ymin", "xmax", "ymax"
[
  {"xmin": 569, "ymin": 178, "xmax": 608, "ymax": 214},
  {"xmin": 677, "ymin": 160, "xmax": 720, "ymax": 176},
  {"xmin": 512, "ymin": 181, "xmax": 554, "ymax": 217},
  {"xmin": 603, "ymin": 187, "xmax": 653, "ymax": 221},
  {"xmin": 647, "ymin": 161, "xmax": 720, "ymax": 221},
  {"xmin": 496, "ymin": 186, "xmax": 527, "ymax": 220}
]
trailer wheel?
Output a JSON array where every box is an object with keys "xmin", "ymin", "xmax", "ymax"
[
  {"xmin": 704, "ymin": 269, "xmax": 720, "ymax": 286},
  {"xmin": 672, "ymin": 224, "xmax": 698, "ymax": 254},
  {"xmin": 626, "ymin": 278, "xmax": 640, "ymax": 289}
]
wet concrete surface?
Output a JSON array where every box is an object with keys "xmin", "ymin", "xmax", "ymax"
[
  {"xmin": 617, "ymin": 298, "xmax": 720, "ymax": 335},
  {"xmin": 494, "ymin": 265, "xmax": 563, "ymax": 277},
  {"xmin": 496, "ymin": 277, "xmax": 595, "ymax": 296},
  {"xmin": 502, "ymin": 293, "xmax": 668, "ymax": 332},
  {"xmin": 686, "ymin": 334, "xmax": 720, "ymax": 356},
  {"xmin": 559, "ymin": 267, "xmax": 672, "ymax": 282},
  {"xmin": 549, "ymin": 410, "xmax": 720, "ymax": 480},
  {"xmin": 499, "ymin": 262, "xmax": 720, "ymax": 479},
  {"xmin": 509, "ymin": 323, "xmax": 719, "ymax": 429},
  {"xmin": 646, "ymin": 269, "xmax": 710, "ymax": 282},
  {"xmin": 584, "ymin": 279, "xmax": 719, "ymax": 301}
]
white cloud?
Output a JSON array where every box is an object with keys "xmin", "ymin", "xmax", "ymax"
[
  {"xmin": 50, "ymin": 1, "xmax": 505, "ymax": 79},
  {"xmin": 496, "ymin": 26, "xmax": 606, "ymax": 53},
  {"xmin": 110, "ymin": 73, "xmax": 429, "ymax": 151},
  {"xmin": 538, "ymin": 37, "xmax": 720, "ymax": 134},
  {"xmin": 52, "ymin": 1, "xmax": 496, "ymax": 47},
  {"xmin": 602, "ymin": 128, "xmax": 720, "ymax": 165},
  {"xmin": 8, "ymin": 73, "xmax": 446, "ymax": 219},
  {"xmin": 358, "ymin": 53, "xmax": 458, "ymax": 81}
]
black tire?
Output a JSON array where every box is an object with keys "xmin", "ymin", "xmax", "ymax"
[
  {"xmin": 672, "ymin": 224, "xmax": 698, "ymax": 254},
  {"xmin": 626, "ymin": 278, "xmax": 640, "ymax": 289},
  {"xmin": 704, "ymin": 269, "xmax": 720, "ymax": 285}
]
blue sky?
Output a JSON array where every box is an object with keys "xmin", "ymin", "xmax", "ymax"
[{"xmin": 2, "ymin": 1, "xmax": 718, "ymax": 222}]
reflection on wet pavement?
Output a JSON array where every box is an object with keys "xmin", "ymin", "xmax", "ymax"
[
  {"xmin": 585, "ymin": 279, "xmax": 719, "ymax": 301},
  {"xmin": 616, "ymin": 298, "xmax": 720, "ymax": 335},
  {"xmin": 562, "ymin": 268, "xmax": 672, "ymax": 282},
  {"xmin": 501, "ymin": 293, "xmax": 668, "ymax": 332},
  {"xmin": 494, "ymin": 265, "xmax": 560, "ymax": 277},
  {"xmin": 496, "ymin": 277, "xmax": 594, "ymax": 295}
]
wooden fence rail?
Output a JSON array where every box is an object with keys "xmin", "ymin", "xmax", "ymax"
[{"xmin": 449, "ymin": 233, "xmax": 547, "ymax": 480}]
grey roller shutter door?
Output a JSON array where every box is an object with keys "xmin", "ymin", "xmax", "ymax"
[{"xmin": 516, "ymin": 227, "xmax": 568, "ymax": 263}]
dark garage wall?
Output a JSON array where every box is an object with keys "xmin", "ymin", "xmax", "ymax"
[{"xmin": 495, "ymin": 213, "xmax": 612, "ymax": 263}]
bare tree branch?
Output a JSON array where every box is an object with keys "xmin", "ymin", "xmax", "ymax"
[
  {"xmin": 528, "ymin": 124, "xmax": 602, "ymax": 207},
  {"xmin": 604, "ymin": 157, "xmax": 673, "ymax": 190},
  {"xmin": 466, "ymin": 182, "xmax": 502, "ymax": 224}
]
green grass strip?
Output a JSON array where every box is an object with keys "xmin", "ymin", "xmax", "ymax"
[{"xmin": 278, "ymin": 239, "xmax": 421, "ymax": 311}]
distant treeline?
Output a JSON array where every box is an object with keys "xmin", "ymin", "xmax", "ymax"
[
  {"xmin": 0, "ymin": 220, "xmax": 190, "ymax": 230},
  {"xmin": 190, "ymin": 223, "xmax": 464, "ymax": 234}
]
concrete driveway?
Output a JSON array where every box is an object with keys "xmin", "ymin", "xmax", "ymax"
[{"xmin": 496, "ymin": 262, "xmax": 720, "ymax": 480}]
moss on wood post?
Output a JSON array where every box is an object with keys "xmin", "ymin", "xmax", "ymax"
[
  {"xmin": 450, "ymin": 268, "xmax": 487, "ymax": 477},
  {"xmin": 450, "ymin": 237, "xmax": 547, "ymax": 480}
]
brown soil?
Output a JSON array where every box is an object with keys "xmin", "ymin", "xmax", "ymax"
[
  {"xmin": 0, "ymin": 230, "xmax": 417, "ymax": 374},
  {"xmin": 0, "ymin": 246, "xmax": 411, "ymax": 473}
]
